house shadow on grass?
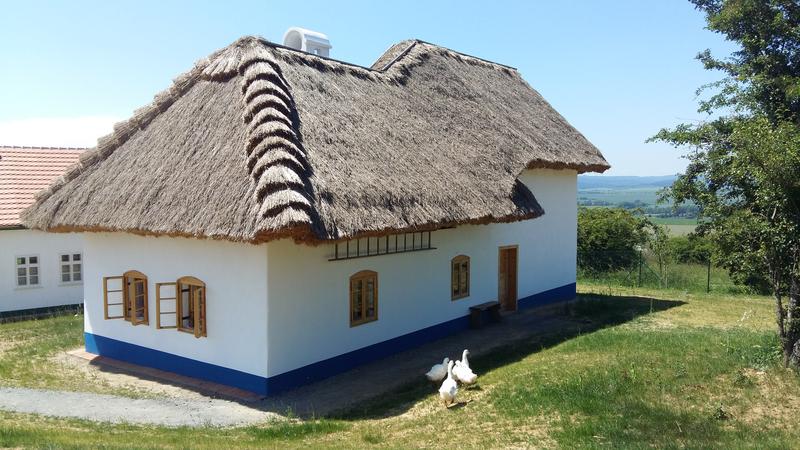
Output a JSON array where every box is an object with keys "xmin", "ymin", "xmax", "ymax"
[
  {"xmin": 69, "ymin": 293, "xmax": 684, "ymax": 419},
  {"xmin": 261, "ymin": 293, "xmax": 685, "ymax": 420}
]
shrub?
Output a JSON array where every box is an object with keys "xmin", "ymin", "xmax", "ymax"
[
  {"xmin": 670, "ymin": 235, "xmax": 712, "ymax": 264},
  {"xmin": 578, "ymin": 208, "xmax": 649, "ymax": 272}
]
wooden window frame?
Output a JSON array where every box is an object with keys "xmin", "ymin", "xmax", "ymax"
[
  {"xmin": 176, "ymin": 276, "xmax": 207, "ymax": 338},
  {"xmin": 124, "ymin": 270, "xmax": 149, "ymax": 326},
  {"xmin": 103, "ymin": 270, "xmax": 148, "ymax": 324},
  {"xmin": 155, "ymin": 282, "xmax": 178, "ymax": 329},
  {"xmin": 451, "ymin": 255, "xmax": 470, "ymax": 300},
  {"xmin": 349, "ymin": 270, "xmax": 378, "ymax": 327},
  {"xmin": 103, "ymin": 275, "xmax": 124, "ymax": 319}
]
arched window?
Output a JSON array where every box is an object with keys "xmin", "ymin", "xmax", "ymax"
[
  {"xmin": 350, "ymin": 270, "xmax": 378, "ymax": 327},
  {"xmin": 176, "ymin": 276, "xmax": 207, "ymax": 338},
  {"xmin": 102, "ymin": 270, "xmax": 148, "ymax": 325},
  {"xmin": 451, "ymin": 255, "xmax": 470, "ymax": 300}
]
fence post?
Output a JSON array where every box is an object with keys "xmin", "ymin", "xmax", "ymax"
[
  {"xmin": 638, "ymin": 250, "xmax": 643, "ymax": 287},
  {"xmin": 707, "ymin": 258, "xmax": 711, "ymax": 293}
]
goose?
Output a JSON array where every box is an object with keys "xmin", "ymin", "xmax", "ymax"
[
  {"xmin": 453, "ymin": 349, "xmax": 478, "ymax": 385},
  {"xmin": 459, "ymin": 349, "xmax": 472, "ymax": 369},
  {"xmin": 425, "ymin": 357, "xmax": 450, "ymax": 382},
  {"xmin": 438, "ymin": 360, "xmax": 458, "ymax": 407}
]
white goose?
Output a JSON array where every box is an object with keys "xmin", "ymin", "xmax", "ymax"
[
  {"xmin": 425, "ymin": 357, "xmax": 450, "ymax": 382},
  {"xmin": 453, "ymin": 349, "xmax": 478, "ymax": 385},
  {"xmin": 438, "ymin": 360, "xmax": 458, "ymax": 407}
]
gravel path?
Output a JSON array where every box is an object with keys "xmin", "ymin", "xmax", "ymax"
[{"xmin": 0, "ymin": 387, "xmax": 278, "ymax": 427}]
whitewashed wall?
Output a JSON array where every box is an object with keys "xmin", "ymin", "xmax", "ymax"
[
  {"xmin": 265, "ymin": 168, "xmax": 577, "ymax": 377},
  {"xmin": 0, "ymin": 229, "xmax": 84, "ymax": 312},
  {"xmin": 84, "ymin": 233, "xmax": 269, "ymax": 377}
]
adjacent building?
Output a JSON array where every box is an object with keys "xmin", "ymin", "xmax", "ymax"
[{"xmin": 1, "ymin": 146, "xmax": 85, "ymax": 314}]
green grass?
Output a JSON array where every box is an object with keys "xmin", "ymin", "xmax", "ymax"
[
  {"xmin": 579, "ymin": 260, "xmax": 749, "ymax": 296},
  {"xmin": 0, "ymin": 314, "xmax": 83, "ymax": 390},
  {"xmin": 0, "ymin": 288, "xmax": 798, "ymax": 448},
  {"xmin": 0, "ymin": 313, "xmax": 148, "ymax": 398}
]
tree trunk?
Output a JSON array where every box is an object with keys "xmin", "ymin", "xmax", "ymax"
[{"xmin": 786, "ymin": 276, "xmax": 800, "ymax": 369}]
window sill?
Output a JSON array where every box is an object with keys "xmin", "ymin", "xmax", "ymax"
[
  {"xmin": 451, "ymin": 294, "xmax": 470, "ymax": 301},
  {"xmin": 59, "ymin": 282, "xmax": 84, "ymax": 287},
  {"xmin": 350, "ymin": 318, "xmax": 378, "ymax": 328},
  {"xmin": 14, "ymin": 285, "xmax": 43, "ymax": 291}
]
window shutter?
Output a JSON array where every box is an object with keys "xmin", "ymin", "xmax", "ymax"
[
  {"xmin": 156, "ymin": 282, "xmax": 177, "ymax": 329},
  {"xmin": 130, "ymin": 278, "xmax": 149, "ymax": 326},
  {"xmin": 193, "ymin": 286, "xmax": 206, "ymax": 338},
  {"xmin": 103, "ymin": 276, "xmax": 124, "ymax": 319}
]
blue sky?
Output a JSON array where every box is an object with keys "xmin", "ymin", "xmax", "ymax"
[{"xmin": 0, "ymin": 1, "xmax": 734, "ymax": 175}]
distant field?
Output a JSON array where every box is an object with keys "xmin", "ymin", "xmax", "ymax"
[
  {"xmin": 665, "ymin": 224, "xmax": 697, "ymax": 236},
  {"xmin": 578, "ymin": 188, "xmax": 663, "ymax": 205},
  {"xmin": 649, "ymin": 217, "xmax": 698, "ymax": 225},
  {"xmin": 648, "ymin": 217, "xmax": 697, "ymax": 236}
]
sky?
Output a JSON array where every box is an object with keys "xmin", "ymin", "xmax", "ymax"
[{"xmin": 0, "ymin": 1, "xmax": 736, "ymax": 176}]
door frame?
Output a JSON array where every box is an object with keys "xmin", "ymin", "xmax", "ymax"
[{"xmin": 498, "ymin": 245, "xmax": 519, "ymax": 311}]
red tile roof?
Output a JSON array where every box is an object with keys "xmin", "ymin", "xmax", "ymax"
[{"xmin": 0, "ymin": 146, "xmax": 85, "ymax": 228}]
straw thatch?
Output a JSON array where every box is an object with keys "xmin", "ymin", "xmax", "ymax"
[{"xmin": 22, "ymin": 36, "xmax": 609, "ymax": 244}]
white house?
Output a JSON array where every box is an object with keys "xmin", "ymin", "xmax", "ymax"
[
  {"xmin": 0, "ymin": 146, "xmax": 85, "ymax": 316},
  {"xmin": 22, "ymin": 33, "xmax": 609, "ymax": 395}
]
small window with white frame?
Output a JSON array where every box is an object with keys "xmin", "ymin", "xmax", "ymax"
[
  {"xmin": 16, "ymin": 256, "xmax": 40, "ymax": 287},
  {"xmin": 60, "ymin": 253, "xmax": 82, "ymax": 283}
]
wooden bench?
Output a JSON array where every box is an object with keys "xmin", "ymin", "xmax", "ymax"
[{"xmin": 469, "ymin": 301, "xmax": 501, "ymax": 329}]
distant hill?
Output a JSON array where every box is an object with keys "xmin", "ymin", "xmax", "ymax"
[{"xmin": 578, "ymin": 175, "xmax": 678, "ymax": 190}]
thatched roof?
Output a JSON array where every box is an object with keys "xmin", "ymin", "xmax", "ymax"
[{"xmin": 22, "ymin": 37, "xmax": 609, "ymax": 243}]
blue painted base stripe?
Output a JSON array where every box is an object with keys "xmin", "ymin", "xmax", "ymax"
[
  {"xmin": 267, "ymin": 282, "xmax": 577, "ymax": 394},
  {"xmin": 519, "ymin": 282, "xmax": 576, "ymax": 310},
  {"xmin": 85, "ymin": 282, "xmax": 576, "ymax": 396},
  {"xmin": 84, "ymin": 333, "xmax": 268, "ymax": 395},
  {"xmin": 266, "ymin": 315, "xmax": 470, "ymax": 393}
]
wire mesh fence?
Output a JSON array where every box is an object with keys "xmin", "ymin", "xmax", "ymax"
[{"xmin": 577, "ymin": 249, "xmax": 750, "ymax": 295}]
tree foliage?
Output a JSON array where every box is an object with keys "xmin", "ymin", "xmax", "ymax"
[
  {"xmin": 577, "ymin": 208, "xmax": 649, "ymax": 272},
  {"xmin": 652, "ymin": 0, "xmax": 800, "ymax": 367},
  {"xmin": 670, "ymin": 235, "xmax": 714, "ymax": 265}
]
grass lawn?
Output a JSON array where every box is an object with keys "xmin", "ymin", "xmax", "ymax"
[
  {"xmin": 1, "ymin": 286, "xmax": 799, "ymax": 448},
  {"xmin": 579, "ymin": 260, "xmax": 748, "ymax": 296},
  {"xmin": 0, "ymin": 314, "xmax": 147, "ymax": 398}
]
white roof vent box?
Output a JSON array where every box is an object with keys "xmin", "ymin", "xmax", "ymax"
[{"xmin": 282, "ymin": 27, "xmax": 332, "ymax": 57}]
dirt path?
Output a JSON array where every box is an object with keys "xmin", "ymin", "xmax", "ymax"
[{"xmin": 0, "ymin": 387, "xmax": 279, "ymax": 427}]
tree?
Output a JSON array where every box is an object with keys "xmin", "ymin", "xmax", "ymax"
[
  {"xmin": 648, "ymin": 223, "xmax": 673, "ymax": 287},
  {"xmin": 577, "ymin": 208, "xmax": 649, "ymax": 272},
  {"xmin": 651, "ymin": 0, "xmax": 800, "ymax": 368}
]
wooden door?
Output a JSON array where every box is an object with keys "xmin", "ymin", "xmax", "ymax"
[{"xmin": 498, "ymin": 246, "xmax": 518, "ymax": 311}]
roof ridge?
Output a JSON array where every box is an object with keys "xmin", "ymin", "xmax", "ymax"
[
  {"xmin": 0, "ymin": 145, "xmax": 88, "ymax": 150},
  {"xmin": 255, "ymin": 37, "xmax": 519, "ymax": 73},
  {"xmin": 269, "ymin": 38, "xmax": 518, "ymax": 76}
]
